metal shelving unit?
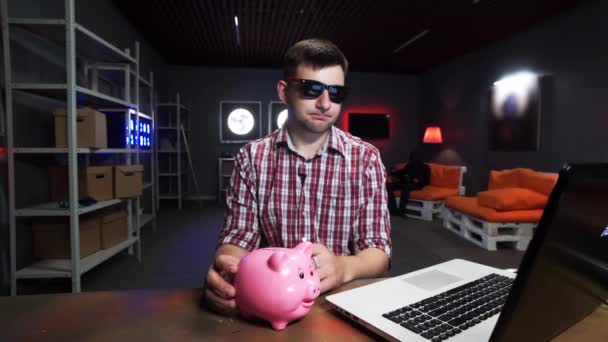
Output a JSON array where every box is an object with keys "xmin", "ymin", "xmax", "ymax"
[
  {"xmin": 156, "ymin": 94, "xmax": 190, "ymax": 210},
  {"xmin": 92, "ymin": 65, "xmax": 157, "ymax": 233},
  {"xmin": 1, "ymin": 0, "xmax": 149, "ymax": 295},
  {"xmin": 217, "ymin": 157, "xmax": 235, "ymax": 205}
]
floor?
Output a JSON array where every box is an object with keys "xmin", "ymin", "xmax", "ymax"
[{"xmin": 16, "ymin": 202, "xmax": 525, "ymax": 295}]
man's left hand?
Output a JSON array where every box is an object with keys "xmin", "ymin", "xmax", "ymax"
[{"xmin": 311, "ymin": 243, "xmax": 350, "ymax": 293}]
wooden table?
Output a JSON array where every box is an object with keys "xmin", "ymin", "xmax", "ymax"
[{"xmin": 0, "ymin": 279, "xmax": 606, "ymax": 341}]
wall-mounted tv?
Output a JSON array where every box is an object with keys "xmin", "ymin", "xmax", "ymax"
[{"xmin": 348, "ymin": 113, "xmax": 390, "ymax": 139}]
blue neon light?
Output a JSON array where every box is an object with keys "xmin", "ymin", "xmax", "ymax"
[{"xmin": 125, "ymin": 118, "xmax": 152, "ymax": 149}]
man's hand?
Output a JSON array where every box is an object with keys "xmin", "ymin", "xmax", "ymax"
[
  {"xmin": 203, "ymin": 244, "xmax": 249, "ymax": 316},
  {"xmin": 312, "ymin": 244, "xmax": 390, "ymax": 294},
  {"xmin": 311, "ymin": 243, "xmax": 351, "ymax": 293}
]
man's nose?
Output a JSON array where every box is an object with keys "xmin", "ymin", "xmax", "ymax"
[{"xmin": 315, "ymin": 90, "xmax": 331, "ymax": 113}]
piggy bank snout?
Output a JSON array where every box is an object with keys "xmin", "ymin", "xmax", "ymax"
[{"xmin": 304, "ymin": 278, "xmax": 321, "ymax": 301}]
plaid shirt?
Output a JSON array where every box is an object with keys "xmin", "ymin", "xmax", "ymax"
[{"xmin": 218, "ymin": 125, "xmax": 391, "ymax": 257}]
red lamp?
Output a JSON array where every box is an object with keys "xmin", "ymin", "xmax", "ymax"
[{"xmin": 423, "ymin": 126, "xmax": 443, "ymax": 144}]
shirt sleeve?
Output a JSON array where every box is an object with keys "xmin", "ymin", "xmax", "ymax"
[
  {"xmin": 353, "ymin": 150, "xmax": 392, "ymax": 259},
  {"xmin": 216, "ymin": 148, "xmax": 261, "ymax": 251}
]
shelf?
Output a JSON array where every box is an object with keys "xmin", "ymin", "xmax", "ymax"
[
  {"xmin": 159, "ymin": 194, "xmax": 179, "ymax": 199},
  {"xmin": 158, "ymin": 172, "xmax": 186, "ymax": 176},
  {"xmin": 13, "ymin": 147, "xmax": 139, "ymax": 154},
  {"xmin": 137, "ymin": 112, "xmax": 153, "ymax": 120},
  {"xmin": 133, "ymin": 214, "xmax": 154, "ymax": 229},
  {"xmin": 131, "ymin": 69, "xmax": 152, "ymax": 87},
  {"xmin": 15, "ymin": 237, "xmax": 138, "ymax": 279},
  {"xmin": 143, "ymin": 182, "xmax": 153, "ymax": 190},
  {"xmin": 158, "ymin": 150, "xmax": 181, "ymax": 154},
  {"xmin": 15, "ymin": 199, "xmax": 122, "ymax": 217},
  {"xmin": 9, "ymin": 19, "xmax": 136, "ymax": 64},
  {"xmin": 12, "ymin": 83, "xmax": 132, "ymax": 108},
  {"xmin": 98, "ymin": 108, "xmax": 153, "ymax": 121},
  {"xmin": 89, "ymin": 64, "xmax": 152, "ymax": 88},
  {"xmin": 157, "ymin": 126, "xmax": 189, "ymax": 131},
  {"xmin": 157, "ymin": 103, "xmax": 189, "ymax": 111}
]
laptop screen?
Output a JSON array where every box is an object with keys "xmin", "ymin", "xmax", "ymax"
[{"xmin": 491, "ymin": 164, "xmax": 608, "ymax": 341}]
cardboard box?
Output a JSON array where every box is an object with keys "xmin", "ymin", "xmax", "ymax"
[
  {"xmin": 114, "ymin": 165, "xmax": 143, "ymax": 198},
  {"xmin": 100, "ymin": 210, "xmax": 128, "ymax": 249},
  {"xmin": 49, "ymin": 166, "xmax": 113, "ymax": 201},
  {"xmin": 32, "ymin": 215, "xmax": 101, "ymax": 259},
  {"xmin": 53, "ymin": 107, "xmax": 107, "ymax": 149}
]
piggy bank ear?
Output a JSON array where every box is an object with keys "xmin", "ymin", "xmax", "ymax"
[
  {"xmin": 268, "ymin": 251, "xmax": 290, "ymax": 272},
  {"xmin": 294, "ymin": 241, "xmax": 312, "ymax": 258}
]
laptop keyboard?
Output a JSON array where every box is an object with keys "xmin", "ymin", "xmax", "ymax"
[{"xmin": 382, "ymin": 273, "xmax": 513, "ymax": 341}]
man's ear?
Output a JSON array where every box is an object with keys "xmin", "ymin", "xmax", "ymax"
[{"xmin": 277, "ymin": 80, "xmax": 288, "ymax": 104}]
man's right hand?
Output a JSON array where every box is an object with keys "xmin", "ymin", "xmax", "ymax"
[{"xmin": 203, "ymin": 254, "xmax": 241, "ymax": 316}]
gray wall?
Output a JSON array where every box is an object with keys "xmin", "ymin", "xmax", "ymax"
[
  {"xmin": 166, "ymin": 66, "xmax": 420, "ymax": 197},
  {"xmin": 419, "ymin": 0, "xmax": 608, "ymax": 194}
]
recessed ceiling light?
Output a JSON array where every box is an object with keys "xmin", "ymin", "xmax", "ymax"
[{"xmin": 393, "ymin": 29, "xmax": 430, "ymax": 54}]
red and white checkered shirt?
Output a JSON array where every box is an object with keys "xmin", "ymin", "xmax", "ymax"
[{"xmin": 218, "ymin": 125, "xmax": 391, "ymax": 257}]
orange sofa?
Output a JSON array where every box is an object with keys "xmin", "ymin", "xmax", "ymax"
[
  {"xmin": 443, "ymin": 168, "xmax": 557, "ymax": 251},
  {"xmin": 390, "ymin": 163, "xmax": 467, "ymax": 221}
]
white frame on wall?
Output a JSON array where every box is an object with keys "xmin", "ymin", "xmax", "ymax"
[
  {"xmin": 267, "ymin": 101, "xmax": 288, "ymax": 135},
  {"xmin": 219, "ymin": 100, "xmax": 262, "ymax": 144}
]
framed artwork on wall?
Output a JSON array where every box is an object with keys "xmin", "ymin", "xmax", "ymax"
[
  {"xmin": 268, "ymin": 101, "xmax": 288, "ymax": 134},
  {"xmin": 489, "ymin": 73, "xmax": 541, "ymax": 151},
  {"xmin": 219, "ymin": 101, "xmax": 262, "ymax": 143}
]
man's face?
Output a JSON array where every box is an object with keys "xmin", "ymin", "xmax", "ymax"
[{"xmin": 278, "ymin": 64, "xmax": 345, "ymax": 135}]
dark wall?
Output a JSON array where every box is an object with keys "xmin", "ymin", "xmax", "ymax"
[
  {"xmin": 166, "ymin": 66, "xmax": 419, "ymax": 197},
  {"xmin": 419, "ymin": 0, "xmax": 608, "ymax": 195}
]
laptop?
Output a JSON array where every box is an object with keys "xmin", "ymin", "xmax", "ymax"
[{"xmin": 326, "ymin": 163, "xmax": 608, "ymax": 341}]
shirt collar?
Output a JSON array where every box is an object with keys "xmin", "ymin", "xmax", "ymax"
[{"xmin": 275, "ymin": 125, "xmax": 345, "ymax": 157}]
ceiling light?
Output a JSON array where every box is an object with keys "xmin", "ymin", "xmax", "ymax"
[{"xmin": 393, "ymin": 29, "xmax": 430, "ymax": 54}]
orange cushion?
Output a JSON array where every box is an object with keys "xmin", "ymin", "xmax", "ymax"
[
  {"xmin": 445, "ymin": 196, "xmax": 543, "ymax": 222},
  {"xmin": 428, "ymin": 163, "xmax": 461, "ymax": 188},
  {"xmin": 519, "ymin": 169, "xmax": 557, "ymax": 196},
  {"xmin": 488, "ymin": 168, "xmax": 528, "ymax": 189},
  {"xmin": 477, "ymin": 188, "xmax": 548, "ymax": 211},
  {"xmin": 410, "ymin": 186, "xmax": 459, "ymax": 201}
]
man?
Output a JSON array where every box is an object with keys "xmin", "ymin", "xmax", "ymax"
[
  {"xmin": 387, "ymin": 149, "xmax": 430, "ymax": 216},
  {"xmin": 204, "ymin": 39, "xmax": 391, "ymax": 316}
]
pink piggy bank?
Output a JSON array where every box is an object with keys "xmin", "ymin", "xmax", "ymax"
[{"xmin": 234, "ymin": 241, "xmax": 321, "ymax": 330}]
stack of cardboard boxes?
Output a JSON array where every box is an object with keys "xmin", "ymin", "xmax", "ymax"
[{"xmin": 31, "ymin": 107, "xmax": 145, "ymax": 260}]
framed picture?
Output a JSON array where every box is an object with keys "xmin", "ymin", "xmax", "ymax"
[
  {"xmin": 268, "ymin": 101, "xmax": 288, "ymax": 134},
  {"xmin": 219, "ymin": 101, "xmax": 262, "ymax": 143},
  {"xmin": 489, "ymin": 73, "xmax": 541, "ymax": 151}
]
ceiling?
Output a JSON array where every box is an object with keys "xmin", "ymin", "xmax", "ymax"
[{"xmin": 114, "ymin": 0, "xmax": 587, "ymax": 74}]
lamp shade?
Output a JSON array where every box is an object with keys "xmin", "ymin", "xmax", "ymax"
[{"xmin": 423, "ymin": 126, "xmax": 443, "ymax": 143}]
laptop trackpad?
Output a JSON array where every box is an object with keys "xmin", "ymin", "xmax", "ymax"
[{"xmin": 403, "ymin": 270, "xmax": 463, "ymax": 291}]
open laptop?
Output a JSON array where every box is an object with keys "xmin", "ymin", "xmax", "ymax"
[{"xmin": 327, "ymin": 163, "xmax": 608, "ymax": 341}]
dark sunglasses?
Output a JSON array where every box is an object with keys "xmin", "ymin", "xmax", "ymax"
[{"xmin": 287, "ymin": 78, "xmax": 349, "ymax": 104}]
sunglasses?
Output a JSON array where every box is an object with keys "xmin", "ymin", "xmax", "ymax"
[{"xmin": 287, "ymin": 78, "xmax": 349, "ymax": 104}]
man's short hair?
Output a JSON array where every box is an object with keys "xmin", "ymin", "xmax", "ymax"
[{"xmin": 283, "ymin": 39, "xmax": 348, "ymax": 80}]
